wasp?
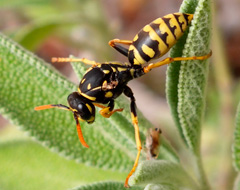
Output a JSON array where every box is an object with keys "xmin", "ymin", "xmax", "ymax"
[{"xmin": 35, "ymin": 12, "xmax": 212, "ymax": 187}]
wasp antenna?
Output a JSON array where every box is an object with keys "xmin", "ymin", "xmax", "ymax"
[
  {"xmin": 52, "ymin": 57, "xmax": 70, "ymax": 63},
  {"xmin": 51, "ymin": 57, "xmax": 86, "ymax": 63},
  {"xmin": 51, "ymin": 57, "xmax": 59, "ymax": 63},
  {"xmin": 34, "ymin": 104, "xmax": 55, "ymax": 110},
  {"xmin": 34, "ymin": 104, "xmax": 70, "ymax": 111},
  {"xmin": 75, "ymin": 116, "xmax": 89, "ymax": 148}
]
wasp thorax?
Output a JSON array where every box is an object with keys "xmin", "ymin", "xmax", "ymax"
[{"xmin": 67, "ymin": 92, "xmax": 95, "ymax": 123}]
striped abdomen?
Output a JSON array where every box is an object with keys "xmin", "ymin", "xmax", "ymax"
[{"xmin": 128, "ymin": 13, "xmax": 193, "ymax": 65}]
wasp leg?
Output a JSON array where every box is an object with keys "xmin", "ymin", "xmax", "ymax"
[
  {"xmin": 73, "ymin": 113, "xmax": 89, "ymax": 148},
  {"xmin": 108, "ymin": 39, "xmax": 132, "ymax": 57},
  {"xmin": 51, "ymin": 57, "xmax": 100, "ymax": 66},
  {"xmin": 123, "ymin": 86, "xmax": 142, "ymax": 188},
  {"xmin": 143, "ymin": 51, "xmax": 212, "ymax": 73},
  {"xmin": 94, "ymin": 101, "xmax": 123, "ymax": 118}
]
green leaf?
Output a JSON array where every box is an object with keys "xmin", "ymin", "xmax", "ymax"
[
  {"xmin": 0, "ymin": 32, "xmax": 132, "ymax": 171},
  {"xmin": 233, "ymin": 102, "xmax": 240, "ymax": 171},
  {"xmin": 166, "ymin": 0, "xmax": 211, "ymax": 153},
  {"xmin": 0, "ymin": 137, "xmax": 125, "ymax": 190},
  {"xmin": 0, "ymin": 32, "xmax": 178, "ymax": 174},
  {"xmin": 144, "ymin": 184, "xmax": 177, "ymax": 190},
  {"xmin": 128, "ymin": 160, "xmax": 199, "ymax": 190},
  {"xmin": 71, "ymin": 59, "xmax": 179, "ymax": 163},
  {"xmin": 72, "ymin": 181, "xmax": 143, "ymax": 190}
]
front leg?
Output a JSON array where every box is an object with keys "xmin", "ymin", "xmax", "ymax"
[
  {"xmin": 94, "ymin": 100, "xmax": 123, "ymax": 118},
  {"xmin": 123, "ymin": 86, "xmax": 142, "ymax": 188}
]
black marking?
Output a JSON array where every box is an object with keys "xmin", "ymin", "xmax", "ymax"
[
  {"xmin": 132, "ymin": 31, "xmax": 151, "ymax": 62},
  {"xmin": 162, "ymin": 17, "xmax": 177, "ymax": 39},
  {"xmin": 128, "ymin": 49, "xmax": 135, "ymax": 65},
  {"xmin": 173, "ymin": 14, "xmax": 184, "ymax": 33},
  {"xmin": 183, "ymin": 13, "xmax": 190, "ymax": 24},
  {"xmin": 79, "ymin": 67, "xmax": 105, "ymax": 93},
  {"xmin": 132, "ymin": 29, "xmax": 161, "ymax": 62},
  {"xmin": 150, "ymin": 23, "xmax": 169, "ymax": 48}
]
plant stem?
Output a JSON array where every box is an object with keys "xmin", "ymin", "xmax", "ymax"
[{"xmin": 193, "ymin": 151, "xmax": 211, "ymax": 190}]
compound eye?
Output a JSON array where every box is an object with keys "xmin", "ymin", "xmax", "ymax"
[
  {"xmin": 77, "ymin": 103, "xmax": 84, "ymax": 112},
  {"xmin": 76, "ymin": 103, "xmax": 94, "ymax": 121}
]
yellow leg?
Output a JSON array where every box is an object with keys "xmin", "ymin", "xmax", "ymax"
[
  {"xmin": 124, "ymin": 113, "xmax": 142, "ymax": 188},
  {"xmin": 108, "ymin": 39, "xmax": 133, "ymax": 57},
  {"xmin": 123, "ymin": 86, "xmax": 142, "ymax": 188},
  {"xmin": 108, "ymin": 39, "xmax": 133, "ymax": 46},
  {"xmin": 94, "ymin": 103, "xmax": 123, "ymax": 118},
  {"xmin": 143, "ymin": 51, "xmax": 212, "ymax": 73},
  {"xmin": 51, "ymin": 57, "xmax": 99, "ymax": 66}
]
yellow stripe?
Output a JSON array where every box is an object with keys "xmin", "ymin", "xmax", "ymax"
[
  {"xmin": 86, "ymin": 103, "xmax": 92, "ymax": 113},
  {"xmin": 111, "ymin": 66, "xmax": 117, "ymax": 72},
  {"xmin": 142, "ymin": 44, "xmax": 155, "ymax": 58},
  {"xmin": 86, "ymin": 67, "xmax": 93, "ymax": 73},
  {"xmin": 78, "ymin": 88, "xmax": 96, "ymax": 101},
  {"xmin": 91, "ymin": 86, "xmax": 101, "ymax": 91},
  {"xmin": 185, "ymin": 14, "xmax": 194, "ymax": 24},
  {"xmin": 133, "ymin": 46, "xmax": 145, "ymax": 65},
  {"xmin": 129, "ymin": 45, "xmax": 134, "ymax": 51},
  {"xmin": 109, "ymin": 62, "xmax": 124, "ymax": 66},
  {"xmin": 174, "ymin": 13, "xmax": 187, "ymax": 31},
  {"xmin": 81, "ymin": 93, "xmax": 96, "ymax": 101},
  {"xmin": 87, "ymin": 83, "xmax": 91, "ymax": 90},
  {"xmin": 167, "ymin": 14, "xmax": 183, "ymax": 37},
  {"xmin": 133, "ymin": 34, "xmax": 139, "ymax": 42},
  {"xmin": 153, "ymin": 18, "xmax": 176, "ymax": 48},
  {"xmin": 105, "ymin": 91, "xmax": 113, "ymax": 98},
  {"xmin": 130, "ymin": 68, "xmax": 135, "ymax": 78},
  {"xmin": 103, "ymin": 69, "xmax": 110, "ymax": 74},
  {"xmin": 81, "ymin": 78, "xmax": 86, "ymax": 84},
  {"xmin": 117, "ymin": 67, "xmax": 127, "ymax": 72},
  {"xmin": 143, "ymin": 24, "xmax": 168, "ymax": 57},
  {"xmin": 87, "ymin": 116, "xmax": 95, "ymax": 123},
  {"xmin": 142, "ymin": 24, "xmax": 151, "ymax": 32}
]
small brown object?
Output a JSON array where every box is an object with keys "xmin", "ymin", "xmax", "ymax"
[{"xmin": 146, "ymin": 127, "xmax": 162, "ymax": 160}]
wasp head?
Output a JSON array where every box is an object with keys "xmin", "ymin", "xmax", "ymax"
[{"xmin": 67, "ymin": 92, "xmax": 95, "ymax": 124}]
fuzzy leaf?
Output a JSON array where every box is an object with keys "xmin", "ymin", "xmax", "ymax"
[
  {"xmin": 0, "ymin": 138, "xmax": 125, "ymax": 190},
  {"xmin": 71, "ymin": 59, "xmax": 179, "ymax": 163},
  {"xmin": 0, "ymin": 32, "xmax": 178, "ymax": 173},
  {"xmin": 166, "ymin": 0, "xmax": 211, "ymax": 152},
  {"xmin": 128, "ymin": 160, "xmax": 199, "ymax": 190},
  {"xmin": 144, "ymin": 184, "xmax": 178, "ymax": 190},
  {"xmin": 72, "ymin": 181, "xmax": 143, "ymax": 190},
  {"xmin": 0, "ymin": 33, "xmax": 133, "ymax": 171},
  {"xmin": 233, "ymin": 103, "xmax": 240, "ymax": 171}
]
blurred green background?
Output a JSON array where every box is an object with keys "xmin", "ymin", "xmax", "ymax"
[{"xmin": 0, "ymin": 0, "xmax": 239, "ymax": 190}]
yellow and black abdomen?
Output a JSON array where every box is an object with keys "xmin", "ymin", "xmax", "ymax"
[{"xmin": 128, "ymin": 13, "xmax": 193, "ymax": 65}]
